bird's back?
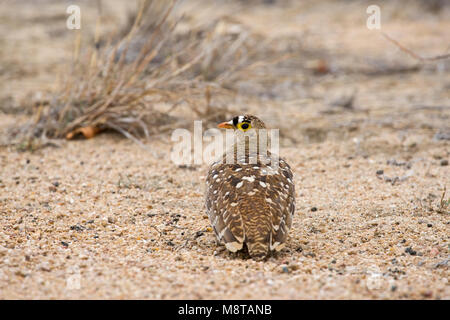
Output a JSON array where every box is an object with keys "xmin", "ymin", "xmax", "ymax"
[{"xmin": 205, "ymin": 151, "xmax": 295, "ymax": 259}]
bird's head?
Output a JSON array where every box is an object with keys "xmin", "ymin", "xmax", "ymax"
[{"xmin": 217, "ymin": 114, "xmax": 266, "ymax": 131}]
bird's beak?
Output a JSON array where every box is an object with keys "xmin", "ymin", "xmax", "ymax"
[{"xmin": 217, "ymin": 120, "xmax": 234, "ymax": 129}]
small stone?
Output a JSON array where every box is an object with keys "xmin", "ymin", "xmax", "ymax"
[
  {"xmin": 15, "ymin": 270, "xmax": 27, "ymax": 278},
  {"xmin": 52, "ymin": 181, "xmax": 60, "ymax": 187},
  {"xmin": 310, "ymin": 207, "xmax": 317, "ymax": 212},
  {"xmin": 433, "ymin": 258, "xmax": 449, "ymax": 269},
  {"xmin": 405, "ymin": 247, "xmax": 417, "ymax": 256},
  {"xmin": 433, "ymin": 131, "xmax": 450, "ymax": 141},
  {"xmin": 430, "ymin": 248, "xmax": 439, "ymax": 257},
  {"xmin": 166, "ymin": 240, "xmax": 175, "ymax": 246},
  {"xmin": 195, "ymin": 231, "xmax": 204, "ymax": 238},
  {"xmin": 440, "ymin": 159, "xmax": 448, "ymax": 166},
  {"xmin": 39, "ymin": 263, "xmax": 51, "ymax": 272},
  {"xmin": 108, "ymin": 216, "xmax": 116, "ymax": 224},
  {"xmin": 427, "ymin": 223, "xmax": 432, "ymax": 228},
  {"xmin": 376, "ymin": 170, "xmax": 384, "ymax": 175},
  {"xmin": 289, "ymin": 264, "xmax": 299, "ymax": 271},
  {"xmin": 70, "ymin": 224, "xmax": 84, "ymax": 232},
  {"xmin": 280, "ymin": 265, "xmax": 289, "ymax": 273},
  {"xmin": 421, "ymin": 291, "xmax": 433, "ymax": 298}
]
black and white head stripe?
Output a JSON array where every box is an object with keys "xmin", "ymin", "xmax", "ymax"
[{"xmin": 233, "ymin": 115, "xmax": 251, "ymax": 126}]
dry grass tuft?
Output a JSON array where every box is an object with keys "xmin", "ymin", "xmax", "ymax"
[
  {"xmin": 8, "ymin": 1, "xmax": 232, "ymax": 150},
  {"xmin": 7, "ymin": 0, "xmax": 302, "ymax": 151}
]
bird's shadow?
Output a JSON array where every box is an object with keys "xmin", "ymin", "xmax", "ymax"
[{"xmin": 214, "ymin": 242, "xmax": 289, "ymax": 261}]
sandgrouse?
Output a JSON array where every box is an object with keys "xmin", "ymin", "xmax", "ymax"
[{"xmin": 205, "ymin": 115, "xmax": 295, "ymax": 260}]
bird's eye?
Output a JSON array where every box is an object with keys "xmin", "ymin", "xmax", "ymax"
[{"xmin": 239, "ymin": 122, "xmax": 251, "ymax": 131}]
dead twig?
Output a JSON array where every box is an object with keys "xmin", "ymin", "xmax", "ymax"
[
  {"xmin": 438, "ymin": 186, "xmax": 449, "ymax": 214},
  {"xmin": 381, "ymin": 32, "xmax": 450, "ymax": 62}
]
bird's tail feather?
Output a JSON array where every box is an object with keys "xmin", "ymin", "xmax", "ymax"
[{"xmin": 246, "ymin": 241, "xmax": 269, "ymax": 260}]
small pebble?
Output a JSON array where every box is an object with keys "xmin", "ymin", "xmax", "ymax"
[
  {"xmin": 39, "ymin": 263, "xmax": 51, "ymax": 272},
  {"xmin": 421, "ymin": 291, "xmax": 433, "ymax": 298},
  {"xmin": 15, "ymin": 270, "xmax": 27, "ymax": 278},
  {"xmin": 311, "ymin": 207, "xmax": 317, "ymax": 212},
  {"xmin": 430, "ymin": 248, "xmax": 439, "ymax": 257},
  {"xmin": 405, "ymin": 247, "xmax": 417, "ymax": 256},
  {"xmin": 376, "ymin": 170, "xmax": 384, "ymax": 175},
  {"xmin": 440, "ymin": 159, "xmax": 448, "ymax": 166},
  {"xmin": 70, "ymin": 224, "xmax": 84, "ymax": 232},
  {"xmin": 280, "ymin": 265, "xmax": 289, "ymax": 273},
  {"xmin": 289, "ymin": 264, "xmax": 299, "ymax": 271},
  {"xmin": 195, "ymin": 231, "xmax": 204, "ymax": 238},
  {"xmin": 304, "ymin": 252, "xmax": 316, "ymax": 258},
  {"xmin": 166, "ymin": 241, "xmax": 175, "ymax": 246}
]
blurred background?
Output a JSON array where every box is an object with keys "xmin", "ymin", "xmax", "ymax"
[{"xmin": 1, "ymin": 0, "xmax": 449, "ymax": 149}]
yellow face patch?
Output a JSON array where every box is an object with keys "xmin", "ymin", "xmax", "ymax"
[{"xmin": 237, "ymin": 121, "xmax": 251, "ymax": 131}]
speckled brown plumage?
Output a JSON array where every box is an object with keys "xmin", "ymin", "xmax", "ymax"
[{"xmin": 205, "ymin": 115, "xmax": 295, "ymax": 260}]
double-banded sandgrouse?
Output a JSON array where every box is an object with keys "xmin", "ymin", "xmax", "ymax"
[{"xmin": 205, "ymin": 115, "xmax": 295, "ymax": 260}]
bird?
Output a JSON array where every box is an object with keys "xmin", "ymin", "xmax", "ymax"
[{"xmin": 205, "ymin": 114, "xmax": 295, "ymax": 260}]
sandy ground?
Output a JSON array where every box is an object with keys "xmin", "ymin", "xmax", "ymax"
[{"xmin": 0, "ymin": 0, "xmax": 449, "ymax": 299}]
